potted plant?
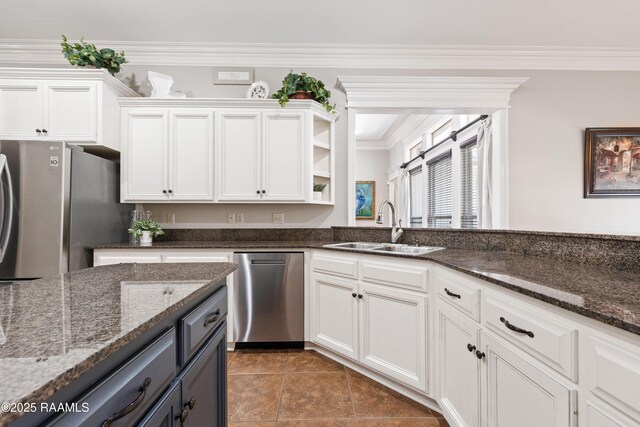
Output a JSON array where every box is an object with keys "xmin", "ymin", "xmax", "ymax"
[
  {"xmin": 61, "ymin": 35, "xmax": 128, "ymax": 75},
  {"xmin": 272, "ymin": 72, "xmax": 336, "ymax": 114},
  {"xmin": 313, "ymin": 183, "xmax": 327, "ymax": 201},
  {"xmin": 128, "ymin": 219, "xmax": 165, "ymax": 245}
]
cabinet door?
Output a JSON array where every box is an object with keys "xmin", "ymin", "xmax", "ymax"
[
  {"xmin": 0, "ymin": 81, "xmax": 44, "ymax": 139},
  {"xmin": 45, "ymin": 82, "xmax": 97, "ymax": 141},
  {"xmin": 437, "ymin": 306, "xmax": 481, "ymax": 427},
  {"xmin": 311, "ymin": 274, "xmax": 359, "ymax": 360},
  {"xmin": 137, "ymin": 382, "xmax": 181, "ymax": 427},
  {"xmin": 122, "ymin": 110, "xmax": 169, "ymax": 201},
  {"xmin": 262, "ymin": 111, "xmax": 306, "ymax": 201},
  {"xmin": 359, "ymin": 283, "xmax": 428, "ymax": 392},
  {"xmin": 218, "ymin": 112, "xmax": 261, "ymax": 200},
  {"xmin": 169, "ymin": 111, "xmax": 214, "ymax": 201},
  {"xmin": 180, "ymin": 323, "xmax": 227, "ymax": 427},
  {"xmin": 481, "ymin": 332, "xmax": 576, "ymax": 427}
]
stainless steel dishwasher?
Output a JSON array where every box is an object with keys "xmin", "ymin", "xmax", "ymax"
[{"xmin": 233, "ymin": 252, "xmax": 304, "ymax": 346}]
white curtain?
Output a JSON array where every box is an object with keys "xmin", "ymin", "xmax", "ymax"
[
  {"xmin": 477, "ymin": 117, "xmax": 493, "ymax": 229},
  {"xmin": 397, "ymin": 167, "xmax": 410, "ymax": 228}
]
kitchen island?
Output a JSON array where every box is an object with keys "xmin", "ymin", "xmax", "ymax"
[{"xmin": 0, "ymin": 262, "xmax": 236, "ymax": 427}]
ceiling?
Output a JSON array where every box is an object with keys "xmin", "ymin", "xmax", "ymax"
[
  {"xmin": 355, "ymin": 114, "xmax": 402, "ymax": 140},
  {"xmin": 1, "ymin": 0, "xmax": 640, "ymax": 48}
]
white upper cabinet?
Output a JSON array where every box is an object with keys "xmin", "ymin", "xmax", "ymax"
[
  {"xmin": 119, "ymin": 99, "xmax": 336, "ymax": 204},
  {"xmin": 262, "ymin": 111, "xmax": 306, "ymax": 201},
  {"xmin": 170, "ymin": 110, "xmax": 214, "ymax": 200},
  {"xmin": 121, "ymin": 109, "xmax": 214, "ymax": 202},
  {"xmin": 123, "ymin": 110, "xmax": 168, "ymax": 201},
  {"xmin": 218, "ymin": 111, "xmax": 261, "ymax": 201},
  {"xmin": 0, "ymin": 68, "xmax": 138, "ymax": 151},
  {"xmin": 0, "ymin": 81, "xmax": 44, "ymax": 139},
  {"xmin": 46, "ymin": 82, "xmax": 97, "ymax": 141}
]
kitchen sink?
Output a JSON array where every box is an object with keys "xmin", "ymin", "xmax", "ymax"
[
  {"xmin": 326, "ymin": 242, "xmax": 385, "ymax": 250},
  {"xmin": 369, "ymin": 245, "xmax": 444, "ymax": 256},
  {"xmin": 323, "ymin": 242, "xmax": 444, "ymax": 256}
]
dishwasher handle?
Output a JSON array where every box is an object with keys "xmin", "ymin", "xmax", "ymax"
[{"xmin": 250, "ymin": 260, "xmax": 286, "ymax": 265}]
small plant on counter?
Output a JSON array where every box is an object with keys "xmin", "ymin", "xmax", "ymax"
[
  {"xmin": 61, "ymin": 35, "xmax": 128, "ymax": 75},
  {"xmin": 272, "ymin": 72, "xmax": 336, "ymax": 114},
  {"xmin": 128, "ymin": 219, "xmax": 165, "ymax": 238},
  {"xmin": 313, "ymin": 183, "xmax": 327, "ymax": 192}
]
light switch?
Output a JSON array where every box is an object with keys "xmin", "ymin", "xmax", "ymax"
[
  {"xmin": 166, "ymin": 213, "xmax": 176, "ymax": 224},
  {"xmin": 227, "ymin": 212, "xmax": 236, "ymax": 224},
  {"xmin": 236, "ymin": 213, "xmax": 244, "ymax": 224}
]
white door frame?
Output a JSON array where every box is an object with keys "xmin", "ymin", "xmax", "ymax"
[{"xmin": 338, "ymin": 76, "xmax": 528, "ymax": 228}]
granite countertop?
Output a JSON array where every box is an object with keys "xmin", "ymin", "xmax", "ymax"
[
  {"xmin": 0, "ymin": 262, "xmax": 236, "ymax": 423},
  {"xmin": 94, "ymin": 240, "xmax": 640, "ymax": 335}
]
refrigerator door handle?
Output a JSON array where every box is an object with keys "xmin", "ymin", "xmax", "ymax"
[{"xmin": 0, "ymin": 154, "xmax": 14, "ymax": 263}]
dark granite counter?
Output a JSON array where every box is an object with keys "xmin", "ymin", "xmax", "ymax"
[
  {"xmin": 93, "ymin": 241, "xmax": 640, "ymax": 335},
  {"xmin": 0, "ymin": 262, "xmax": 236, "ymax": 426}
]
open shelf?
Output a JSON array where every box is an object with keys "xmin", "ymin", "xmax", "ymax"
[
  {"xmin": 313, "ymin": 141, "xmax": 331, "ymax": 150},
  {"xmin": 313, "ymin": 171, "xmax": 331, "ymax": 179}
]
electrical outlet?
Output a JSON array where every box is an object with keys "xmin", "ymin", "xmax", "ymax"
[
  {"xmin": 272, "ymin": 213, "xmax": 284, "ymax": 224},
  {"xmin": 236, "ymin": 212, "xmax": 244, "ymax": 224},
  {"xmin": 227, "ymin": 212, "xmax": 236, "ymax": 224},
  {"xmin": 166, "ymin": 213, "xmax": 176, "ymax": 224}
]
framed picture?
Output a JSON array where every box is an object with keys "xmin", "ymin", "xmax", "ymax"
[
  {"xmin": 213, "ymin": 67, "xmax": 254, "ymax": 85},
  {"xmin": 355, "ymin": 181, "xmax": 376, "ymax": 220},
  {"xmin": 585, "ymin": 128, "xmax": 640, "ymax": 197}
]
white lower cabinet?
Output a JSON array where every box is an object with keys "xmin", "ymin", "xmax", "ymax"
[
  {"xmin": 311, "ymin": 254, "xmax": 430, "ymax": 393},
  {"xmin": 360, "ymin": 283, "xmax": 428, "ymax": 391},
  {"xmin": 437, "ymin": 306, "xmax": 481, "ymax": 427},
  {"xmin": 481, "ymin": 332, "xmax": 577, "ymax": 427},
  {"xmin": 311, "ymin": 274, "xmax": 359, "ymax": 360}
]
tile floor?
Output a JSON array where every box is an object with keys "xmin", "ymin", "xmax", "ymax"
[{"xmin": 227, "ymin": 349, "xmax": 449, "ymax": 426}]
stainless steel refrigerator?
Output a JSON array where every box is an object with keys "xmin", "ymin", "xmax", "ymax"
[{"xmin": 0, "ymin": 141, "xmax": 132, "ymax": 280}]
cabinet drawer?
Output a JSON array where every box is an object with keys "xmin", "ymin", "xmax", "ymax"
[
  {"xmin": 312, "ymin": 253, "xmax": 359, "ymax": 279},
  {"xmin": 435, "ymin": 268, "xmax": 481, "ymax": 321},
  {"xmin": 586, "ymin": 333, "xmax": 640, "ymax": 422},
  {"xmin": 96, "ymin": 254, "xmax": 163, "ymax": 266},
  {"xmin": 484, "ymin": 291, "xmax": 578, "ymax": 381},
  {"xmin": 49, "ymin": 329, "xmax": 176, "ymax": 426},
  {"xmin": 162, "ymin": 252, "xmax": 230, "ymax": 263},
  {"xmin": 361, "ymin": 259, "xmax": 428, "ymax": 292},
  {"xmin": 181, "ymin": 287, "xmax": 228, "ymax": 365}
]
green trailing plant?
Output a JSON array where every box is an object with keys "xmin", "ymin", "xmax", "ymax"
[
  {"xmin": 61, "ymin": 35, "xmax": 128, "ymax": 75},
  {"xmin": 128, "ymin": 219, "xmax": 165, "ymax": 238},
  {"xmin": 313, "ymin": 183, "xmax": 327, "ymax": 192},
  {"xmin": 272, "ymin": 72, "xmax": 336, "ymax": 114}
]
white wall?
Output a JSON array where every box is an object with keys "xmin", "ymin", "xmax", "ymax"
[
  {"xmin": 116, "ymin": 66, "xmax": 640, "ymax": 234},
  {"xmin": 507, "ymin": 71, "xmax": 640, "ymax": 235},
  {"xmin": 354, "ymin": 149, "xmax": 390, "ymax": 226}
]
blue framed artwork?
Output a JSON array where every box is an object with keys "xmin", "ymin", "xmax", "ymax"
[{"xmin": 355, "ymin": 181, "xmax": 376, "ymax": 220}]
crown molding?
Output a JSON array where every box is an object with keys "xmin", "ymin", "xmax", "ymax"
[
  {"xmin": 1, "ymin": 39, "xmax": 640, "ymax": 71},
  {"xmin": 337, "ymin": 76, "xmax": 528, "ymax": 110},
  {"xmin": 0, "ymin": 66, "xmax": 138, "ymax": 96}
]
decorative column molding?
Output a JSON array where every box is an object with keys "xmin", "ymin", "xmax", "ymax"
[{"xmin": 337, "ymin": 76, "xmax": 529, "ymax": 110}]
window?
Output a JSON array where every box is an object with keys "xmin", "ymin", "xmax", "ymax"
[
  {"xmin": 460, "ymin": 137, "xmax": 478, "ymax": 228},
  {"xmin": 409, "ymin": 166, "xmax": 423, "ymax": 227},
  {"xmin": 408, "ymin": 138, "xmax": 423, "ymax": 159},
  {"xmin": 431, "ymin": 119, "xmax": 453, "ymax": 146},
  {"xmin": 427, "ymin": 152, "xmax": 452, "ymax": 228}
]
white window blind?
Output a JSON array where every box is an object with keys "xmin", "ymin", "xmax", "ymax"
[
  {"xmin": 427, "ymin": 151, "xmax": 452, "ymax": 228},
  {"xmin": 409, "ymin": 166, "xmax": 423, "ymax": 227},
  {"xmin": 460, "ymin": 137, "xmax": 478, "ymax": 228}
]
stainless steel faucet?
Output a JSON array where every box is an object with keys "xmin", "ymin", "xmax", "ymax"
[{"xmin": 376, "ymin": 200, "xmax": 404, "ymax": 243}]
